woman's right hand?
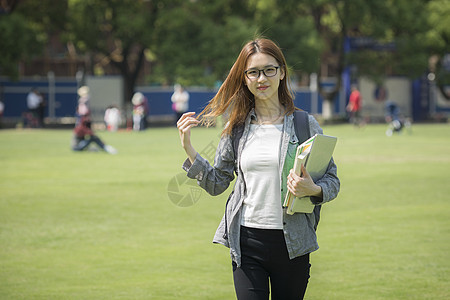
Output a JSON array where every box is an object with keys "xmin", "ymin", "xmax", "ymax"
[{"xmin": 177, "ymin": 112, "xmax": 200, "ymax": 163}]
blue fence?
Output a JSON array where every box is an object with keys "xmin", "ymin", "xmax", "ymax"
[
  {"xmin": 1, "ymin": 78, "xmax": 78, "ymax": 119},
  {"xmin": 0, "ymin": 77, "xmax": 355, "ymax": 122}
]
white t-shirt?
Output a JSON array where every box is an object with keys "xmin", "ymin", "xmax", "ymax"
[
  {"xmin": 27, "ymin": 92, "xmax": 41, "ymax": 109},
  {"xmin": 240, "ymin": 123, "xmax": 284, "ymax": 229},
  {"xmin": 171, "ymin": 90, "xmax": 189, "ymax": 113}
]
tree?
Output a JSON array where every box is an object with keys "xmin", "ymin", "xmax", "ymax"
[
  {"xmin": 151, "ymin": 0, "xmax": 441, "ymax": 117},
  {"xmin": 247, "ymin": 0, "xmax": 322, "ymax": 81},
  {"xmin": 67, "ymin": 0, "xmax": 158, "ymax": 105},
  {"xmin": 6, "ymin": 0, "xmax": 447, "ymax": 113},
  {"xmin": 425, "ymin": 0, "xmax": 450, "ymax": 100},
  {"xmin": 345, "ymin": 0, "xmax": 431, "ymax": 81},
  {"xmin": 0, "ymin": 0, "xmax": 66, "ymax": 79},
  {"xmin": 0, "ymin": 13, "xmax": 42, "ymax": 79},
  {"xmin": 151, "ymin": 0, "xmax": 258, "ymax": 87},
  {"xmin": 265, "ymin": 0, "xmax": 434, "ymax": 119}
]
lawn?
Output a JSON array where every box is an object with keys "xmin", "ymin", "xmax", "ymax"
[{"xmin": 1, "ymin": 123, "xmax": 449, "ymax": 299}]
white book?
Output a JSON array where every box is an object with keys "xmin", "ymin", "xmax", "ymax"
[{"xmin": 284, "ymin": 134, "xmax": 337, "ymax": 214}]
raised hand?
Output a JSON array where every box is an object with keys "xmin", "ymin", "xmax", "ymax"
[{"xmin": 177, "ymin": 112, "xmax": 200, "ymax": 163}]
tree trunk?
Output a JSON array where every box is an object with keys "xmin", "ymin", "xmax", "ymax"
[
  {"xmin": 123, "ymin": 75, "xmax": 134, "ymax": 106},
  {"xmin": 311, "ymin": 2, "xmax": 346, "ymax": 121},
  {"xmin": 110, "ymin": 46, "xmax": 145, "ymax": 111}
]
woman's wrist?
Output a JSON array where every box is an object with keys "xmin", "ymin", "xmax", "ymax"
[
  {"xmin": 311, "ymin": 184, "xmax": 323, "ymax": 197},
  {"xmin": 184, "ymin": 144, "xmax": 197, "ymax": 164}
]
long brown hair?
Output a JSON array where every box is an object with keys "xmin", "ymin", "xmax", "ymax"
[{"xmin": 198, "ymin": 38, "xmax": 296, "ymax": 136}]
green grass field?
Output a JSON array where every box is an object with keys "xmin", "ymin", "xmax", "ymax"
[{"xmin": 1, "ymin": 123, "xmax": 449, "ymax": 299}]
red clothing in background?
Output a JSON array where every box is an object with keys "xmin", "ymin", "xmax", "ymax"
[
  {"xmin": 74, "ymin": 116, "xmax": 93, "ymax": 138},
  {"xmin": 348, "ymin": 90, "xmax": 361, "ymax": 112}
]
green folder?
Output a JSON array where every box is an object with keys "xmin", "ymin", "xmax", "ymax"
[{"xmin": 284, "ymin": 134, "xmax": 337, "ymax": 214}]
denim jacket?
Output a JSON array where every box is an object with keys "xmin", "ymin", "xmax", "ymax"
[{"xmin": 182, "ymin": 110, "xmax": 340, "ymax": 267}]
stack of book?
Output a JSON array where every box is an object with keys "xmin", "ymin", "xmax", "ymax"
[{"xmin": 283, "ymin": 134, "xmax": 337, "ymax": 214}]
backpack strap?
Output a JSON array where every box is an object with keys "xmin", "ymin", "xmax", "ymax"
[
  {"xmin": 231, "ymin": 123, "xmax": 244, "ymax": 175},
  {"xmin": 293, "ymin": 110, "xmax": 310, "ymax": 144}
]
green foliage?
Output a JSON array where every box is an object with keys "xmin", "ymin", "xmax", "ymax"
[
  {"xmin": 15, "ymin": 0, "xmax": 68, "ymax": 33},
  {"xmin": 0, "ymin": 0, "xmax": 68, "ymax": 78},
  {"xmin": 151, "ymin": 2, "xmax": 257, "ymax": 87},
  {"xmin": 151, "ymin": 5, "xmax": 207, "ymax": 85},
  {"xmin": 426, "ymin": 0, "xmax": 450, "ymax": 52},
  {"xmin": 249, "ymin": 0, "xmax": 322, "ymax": 75},
  {"xmin": 0, "ymin": 13, "xmax": 43, "ymax": 79},
  {"xmin": 67, "ymin": 0, "xmax": 158, "ymax": 102},
  {"xmin": 426, "ymin": 0, "xmax": 450, "ymax": 98},
  {"xmin": 336, "ymin": 0, "xmax": 431, "ymax": 81},
  {"xmin": 68, "ymin": 0, "xmax": 152, "ymax": 54},
  {"xmin": 1, "ymin": 124, "xmax": 449, "ymax": 299},
  {"xmin": 1, "ymin": 0, "xmax": 448, "ymax": 99},
  {"xmin": 262, "ymin": 16, "xmax": 322, "ymax": 74}
]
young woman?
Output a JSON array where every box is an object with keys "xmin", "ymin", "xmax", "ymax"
[{"xmin": 177, "ymin": 38, "xmax": 340, "ymax": 300}]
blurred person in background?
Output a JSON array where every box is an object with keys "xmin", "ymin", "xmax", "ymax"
[
  {"xmin": 132, "ymin": 92, "xmax": 149, "ymax": 131},
  {"xmin": 177, "ymin": 38, "xmax": 340, "ymax": 300},
  {"xmin": 104, "ymin": 105, "xmax": 122, "ymax": 132},
  {"xmin": 171, "ymin": 84, "xmax": 189, "ymax": 123},
  {"xmin": 346, "ymin": 84, "xmax": 363, "ymax": 127},
  {"xmin": 71, "ymin": 114, "xmax": 117, "ymax": 154},
  {"xmin": 25, "ymin": 87, "xmax": 43, "ymax": 128},
  {"xmin": 76, "ymin": 86, "xmax": 90, "ymax": 125},
  {"xmin": 384, "ymin": 100, "xmax": 411, "ymax": 136}
]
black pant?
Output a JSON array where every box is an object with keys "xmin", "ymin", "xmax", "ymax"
[
  {"xmin": 233, "ymin": 226, "xmax": 310, "ymax": 300},
  {"xmin": 72, "ymin": 135, "xmax": 105, "ymax": 151}
]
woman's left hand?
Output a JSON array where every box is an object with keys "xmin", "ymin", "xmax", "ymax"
[{"xmin": 287, "ymin": 164, "xmax": 322, "ymax": 198}]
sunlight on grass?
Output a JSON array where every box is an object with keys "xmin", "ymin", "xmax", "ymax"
[{"xmin": 1, "ymin": 123, "xmax": 449, "ymax": 299}]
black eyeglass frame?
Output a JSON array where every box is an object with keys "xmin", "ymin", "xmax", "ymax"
[{"xmin": 244, "ymin": 66, "xmax": 281, "ymax": 80}]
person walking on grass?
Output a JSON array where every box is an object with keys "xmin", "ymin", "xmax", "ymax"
[
  {"xmin": 346, "ymin": 84, "xmax": 363, "ymax": 127},
  {"xmin": 177, "ymin": 38, "xmax": 340, "ymax": 300}
]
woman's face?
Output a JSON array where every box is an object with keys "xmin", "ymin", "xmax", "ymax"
[{"xmin": 244, "ymin": 52, "xmax": 284, "ymax": 104}]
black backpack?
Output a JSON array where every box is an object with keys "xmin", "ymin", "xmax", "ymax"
[{"xmin": 230, "ymin": 110, "xmax": 322, "ymax": 230}]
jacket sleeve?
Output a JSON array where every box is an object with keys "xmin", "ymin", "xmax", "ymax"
[
  {"xmin": 308, "ymin": 116, "xmax": 340, "ymax": 204},
  {"xmin": 182, "ymin": 135, "xmax": 236, "ymax": 196}
]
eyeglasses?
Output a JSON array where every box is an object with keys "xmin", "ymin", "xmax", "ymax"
[{"xmin": 244, "ymin": 66, "xmax": 280, "ymax": 80}]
